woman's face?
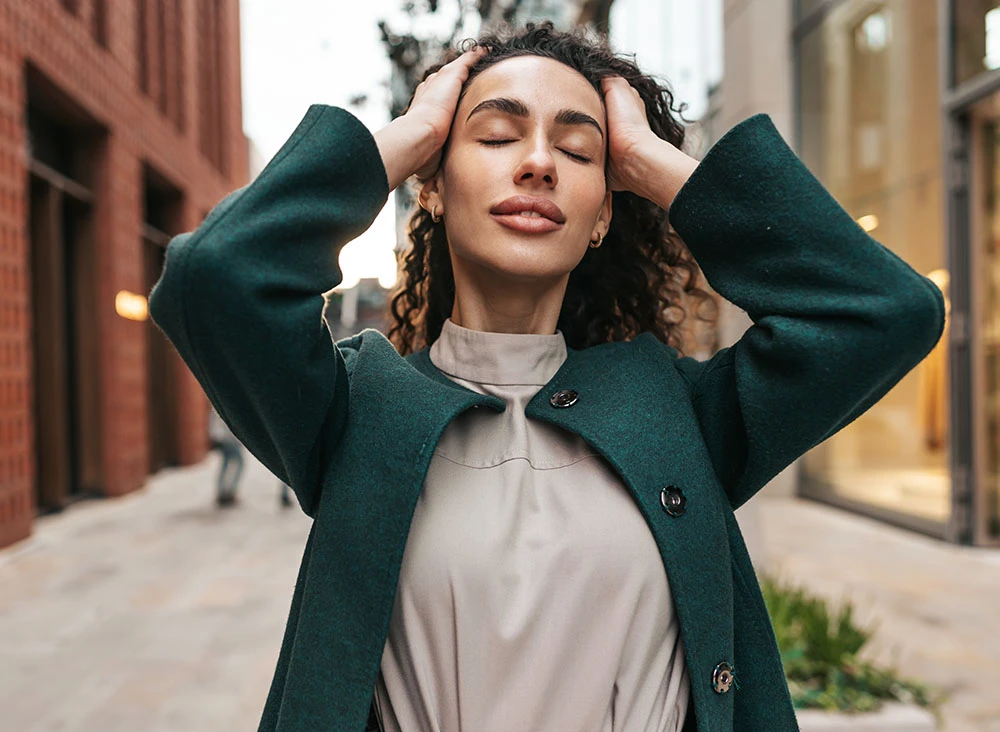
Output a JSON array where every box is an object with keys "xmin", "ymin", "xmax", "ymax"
[{"xmin": 420, "ymin": 56, "xmax": 613, "ymax": 284}]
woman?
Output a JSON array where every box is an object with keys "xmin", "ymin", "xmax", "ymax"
[{"xmin": 149, "ymin": 22, "xmax": 944, "ymax": 732}]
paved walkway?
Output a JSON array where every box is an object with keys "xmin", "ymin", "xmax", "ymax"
[
  {"xmin": 1, "ymin": 456, "xmax": 997, "ymax": 730},
  {"xmin": 0, "ymin": 455, "xmax": 310, "ymax": 732},
  {"xmin": 751, "ymin": 497, "xmax": 1000, "ymax": 731}
]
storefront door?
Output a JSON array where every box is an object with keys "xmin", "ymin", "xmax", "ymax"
[{"xmin": 965, "ymin": 91, "xmax": 1000, "ymax": 543}]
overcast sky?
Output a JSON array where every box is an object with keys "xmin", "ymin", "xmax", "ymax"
[{"xmin": 239, "ymin": 0, "xmax": 720, "ymax": 288}]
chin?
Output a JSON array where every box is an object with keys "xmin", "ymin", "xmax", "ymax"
[{"xmin": 470, "ymin": 248, "xmax": 582, "ymax": 284}]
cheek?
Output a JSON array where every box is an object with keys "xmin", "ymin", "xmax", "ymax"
[
  {"xmin": 439, "ymin": 151, "xmax": 497, "ymax": 214},
  {"xmin": 566, "ymin": 174, "xmax": 609, "ymax": 225}
]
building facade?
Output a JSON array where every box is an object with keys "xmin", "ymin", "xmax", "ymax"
[
  {"xmin": 0, "ymin": 0, "xmax": 247, "ymax": 548},
  {"xmin": 720, "ymin": 0, "xmax": 1000, "ymax": 545}
]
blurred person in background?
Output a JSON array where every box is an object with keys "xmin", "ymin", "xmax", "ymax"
[
  {"xmin": 208, "ymin": 405, "xmax": 244, "ymax": 507},
  {"xmin": 211, "ymin": 405, "xmax": 294, "ymax": 509},
  {"xmin": 150, "ymin": 22, "xmax": 944, "ymax": 732}
]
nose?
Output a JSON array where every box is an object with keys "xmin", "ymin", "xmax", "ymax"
[{"xmin": 513, "ymin": 134, "xmax": 558, "ymax": 188}]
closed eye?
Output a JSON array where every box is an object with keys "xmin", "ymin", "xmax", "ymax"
[{"xmin": 479, "ymin": 139, "xmax": 592, "ymax": 163}]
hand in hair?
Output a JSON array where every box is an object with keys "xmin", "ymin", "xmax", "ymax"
[
  {"xmin": 373, "ymin": 47, "xmax": 486, "ymax": 190},
  {"xmin": 601, "ymin": 76, "xmax": 699, "ymax": 209}
]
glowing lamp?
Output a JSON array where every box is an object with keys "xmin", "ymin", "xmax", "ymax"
[
  {"xmin": 856, "ymin": 214, "xmax": 879, "ymax": 233},
  {"xmin": 115, "ymin": 291, "xmax": 149, "ymax": 322}
]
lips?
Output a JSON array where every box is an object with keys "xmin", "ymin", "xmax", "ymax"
[
  {"xmin": 489, "ymin": 196, "xmax": 566, "ymax": 234},
  {"xmin": 490, "ymin": 196, "xmax": 566, "ymax": 224}
]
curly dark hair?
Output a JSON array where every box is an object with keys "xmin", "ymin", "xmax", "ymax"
[{"xmin": 386, "ymin": 21, "xmax": 716, "ymax": 356}]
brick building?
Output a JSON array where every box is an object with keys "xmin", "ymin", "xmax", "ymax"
[{"xmin": 0, "ymin": 0, "xmax": 248, "ymax": 548}]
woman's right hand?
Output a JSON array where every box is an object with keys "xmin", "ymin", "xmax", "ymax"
[{"xmin": 374, "ymin": 47, "xmax": 485, "ymax": 190}]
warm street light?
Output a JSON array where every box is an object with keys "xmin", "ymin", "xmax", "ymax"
[
  {"xmin": 115, "ymin": 290, "xmax": 149, "ymax": 321},
  {"xmin": 857, "ymin": 214, "xmax": 879, "ymax": 233}
]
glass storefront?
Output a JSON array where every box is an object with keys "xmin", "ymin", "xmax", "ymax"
[
  {"xmin": 796, "ymin": 0, "xmax": 952, "ymax": 534},
  {"xmin": 954, "ymin": 1, "xmax": 1000, "ymax": 86},
  {"xmin": 970, "ymin": 92, "xmax": 1000, "ymax": 539}
]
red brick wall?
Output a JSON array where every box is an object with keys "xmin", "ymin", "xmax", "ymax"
[{"xmin": 0, "ymin": 0, "xmax": 248, "ymax": 546}]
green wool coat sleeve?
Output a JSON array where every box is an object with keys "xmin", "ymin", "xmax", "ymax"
[
  {"xmin": 667, "ymin": 114, "xmax": 946, "ymax": 510},
  {"xmin": 148, "ymin": 106, "xmax": 389, "ymax": 516}
]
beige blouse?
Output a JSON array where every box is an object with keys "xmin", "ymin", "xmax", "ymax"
[{"xmin": 374, "ymin": 319, "xmax": 689, "ymax": 732}]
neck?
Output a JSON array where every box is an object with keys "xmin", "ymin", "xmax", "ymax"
[{"xmin": 450, "ymin": 259, "xmax": 568, "ymax": 335}]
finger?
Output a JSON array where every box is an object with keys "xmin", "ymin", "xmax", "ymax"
[
  {"xmin": 602, "ymin": 76, "xmax": 644, "ymax": 103},
  {"xmin": 443, "ymin": 45, "xmax": 487, "ymax": 74},
  {"xmin": 603, "ymin": 78, "xmax": 649, "ymax": 123},
  {"xmin": 601, "ymin": 76, "xmax": 628, "ymax": 94}
]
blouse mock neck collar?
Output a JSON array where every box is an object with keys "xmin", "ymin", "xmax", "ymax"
[{"xmin": 429, "ymin": 318, "xmax": 567, "ymax": 387}]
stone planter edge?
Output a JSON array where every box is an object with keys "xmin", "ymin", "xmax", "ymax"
[{"xmin": 795, "ymin": 702, "xmax": 936, "ymax": 732}]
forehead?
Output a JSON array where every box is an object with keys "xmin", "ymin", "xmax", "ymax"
[{"xmin": 459, "ymin": 56, "xmax": 604, "ymax": 120}]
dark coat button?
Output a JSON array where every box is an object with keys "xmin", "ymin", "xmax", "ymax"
[
  {"xmin": 549, "ymin": 389, "xmax": 579, "ymax": 408},
  {"xmin": 660, "ymin": 486, "xmax": 686, "ymax": 517},
  {"xmin": 712, "ymin": 662, "xmax": 734, "ymax": 694}
]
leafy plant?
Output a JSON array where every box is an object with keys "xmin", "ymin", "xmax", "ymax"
[{"xmin": 761, "ymin": 575, "xmax": 938, "ymax": 713}]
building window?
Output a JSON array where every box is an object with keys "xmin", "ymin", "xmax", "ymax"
[
  {"xmin": 955, "ymin": 0, "xmax": 1000, "ymax": 86},
  {"xmin": 197, "ymin": 0, "xmax": 226, "ymax": 174},
  {"xmin": 172, "ymin": 0, "xmax": 185, "ymax": 132},
  {"xmin": 797, "ymin": 0, "xmax": 950, "ymax": 535},
  {"xmin": 136, "ymin": 0, "xmax": 184, "ymax": 130},
  {"xmin": 24, "ymin": 69, "xmax": 105, "ymax": 513},
  {"xmin": 142, "ymin": 165, "xmax": 184, "ymax": 473},
  {"xmin": 855, "ymin": 10, "xmax": 890, "ymax": 52},
  {"xmin": 93, "ymin": 0, "xmax": 109, "ymax": 48}
]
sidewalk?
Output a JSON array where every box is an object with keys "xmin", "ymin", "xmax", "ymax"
[
  {"xmin": 1, "ymin": 457, "xmax": 997, "ymax": 731},
  {"xmin": 753, "ymin": 497, "xmax": 1000, "ymax": 732},
  {"xmin": 0, "ymin": 455, "xmax": 311, "ymax": 732}
]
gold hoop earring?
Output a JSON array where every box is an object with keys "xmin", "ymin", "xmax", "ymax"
[
  {"xmin": 589, "ymin": 233, "xmax": 603, "ymax": 249},
  {"xmin": 431, "ymin": 205, "xmax": 443, "ymax": 223}
]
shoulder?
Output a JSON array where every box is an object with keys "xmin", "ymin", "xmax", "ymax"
[
  {"xmin": 564, "ymin": 333, "xmax": 692, "ymax": 395},
  {"xmin": 596, "ymin": 333, "xmax": 728, "ymax": 397},
  {"xmin": 334, "ymin": 328, "xmax": 403, "ymax": 374},
  {"xmin": 598, "ymin": 331, "xmax": 683, "ymax": 371}
]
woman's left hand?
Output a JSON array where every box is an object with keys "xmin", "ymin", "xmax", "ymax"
[{"xmin": 601, "ymin": 76, "xmax": 699, "ymax": 208}]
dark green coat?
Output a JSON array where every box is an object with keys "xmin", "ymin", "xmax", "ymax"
[{"xmin": 149, "ymin": 105, "xmax": 944, "ymax": 732}]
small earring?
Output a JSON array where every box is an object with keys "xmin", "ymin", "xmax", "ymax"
[
  {"xmin": 589, "ymin": 233, "xmax": 603, "ymax": 249},
  {"xmin": 431, "ymin": 205, "xmax": 443, "ymax": 223}
]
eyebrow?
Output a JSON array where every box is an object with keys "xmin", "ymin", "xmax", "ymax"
[{"xmin": 466, "ymin": 97, "xmax": 604, "ymax": 139}]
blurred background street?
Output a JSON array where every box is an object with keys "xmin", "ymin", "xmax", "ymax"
[
  {"xmin": 2, "ymin": 0, "xmax": 1000, "ymax": 729},
  {"xmin": 0, "ymin": 456, "xmax": 309, "ymax": 732}
]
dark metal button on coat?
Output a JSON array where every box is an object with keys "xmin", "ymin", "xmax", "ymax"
[
  {"xmin": 549, "ymin": 389, "xmax": 579, "ymax": 408},
  {"xmin": 712, "ymin": 662, "xmax": 735, "ymax": 694},
  {"xmin": 660, "ymin": 486, "xmax": 687, "ymax": 517}
]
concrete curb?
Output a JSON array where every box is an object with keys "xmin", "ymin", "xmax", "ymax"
[{"xmin": 797, "ymin": 702, "xmax": 936, "ymax": 731}]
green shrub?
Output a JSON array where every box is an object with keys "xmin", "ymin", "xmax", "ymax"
[{"xmin": 760, "ymin": 575, "xmax": 937, "ymax": 713}]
